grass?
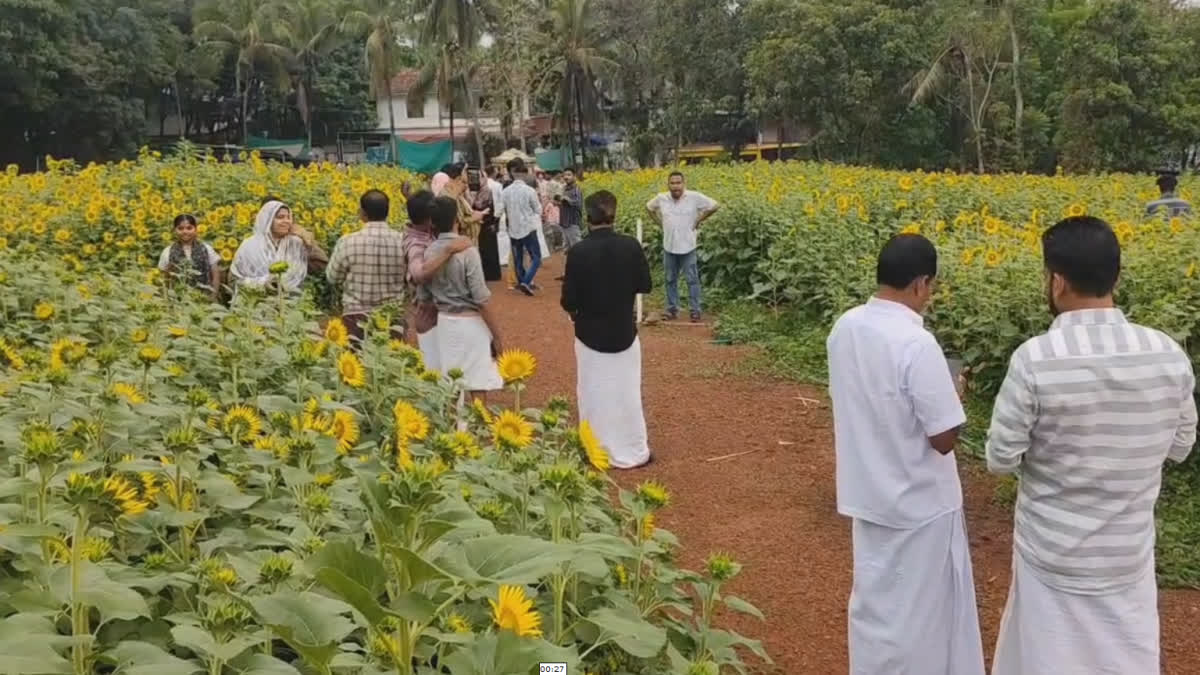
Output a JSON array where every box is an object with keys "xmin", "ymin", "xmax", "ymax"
[{"xmin": 712, "ymin": 300, "xmax": 1200, "ymax": 588}]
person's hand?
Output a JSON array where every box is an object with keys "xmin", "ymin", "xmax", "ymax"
[
  {"xmin": 490, "ymin": 337, "xmax": 502, "ymax": 358},
  {"xmin": 956, "ymin": 368, "xmax": 970, "ymax": 400},
  {"xmin": 450, "ymin": 237, "xmax": 472, "ymax": 254},
  {"xmin": 401, "ymin": 180, "xmax": 412, "ymax": 198}
]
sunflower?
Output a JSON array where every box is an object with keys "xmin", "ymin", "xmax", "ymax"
[
  {"xmin": 578, "ymin": 421, "xmax": 611, "ymax": 472},
  {"xmin": 110, "ymin": 382, "xmax": 146, "ymax": 404},
  {"xmin": 490, "ymin": 585, "xmax": 542, "ymax": 638},
  {"xmin": 496, "ymin": 349, "xmax": 537, "ymax": 384},
  {"xmin": 49, "ymin": 338, "xmax": 87, "ymax": 370},
  {"xmin": 446, "ymin": 612, "xmax": 472, "ymax": 634},
  {"xmin": 327, "ymin": 410, "xmax": 360, "ymax": 455},
  {"xmin": 138, "ymin": 346, "xmax": 164, "ymax": 365},
  {"xmin": 1066, "ymin": 203, "xmax": 1087, "ymax": 217},
  {"xmin": 130, "ymin": 328, "xmax": 149, "ymax": 344},
  {"xmin": 636, "ymin": 480, "xmax": 671, "ymax": 509},
  {"xmin": 471, "ymin": 398, "xmax": 494, "ymax": 424},
  {"xmin": 639, "ymin": 513, "xmax": 656, "ymax": 541},
  {"xmin": 167, "ymin": 326, "xmax": 188, "ymax": 338},
  {"xmin": 492, "ymin": 410, "xmax": 534, "ymax": 450},
  {"xmin": 393, "ymin": 400, "xmax": 430, "ymax": 441},
  {"xmin": 324, "ymin": 318, "xmax": 350, "ymax": 348},
  {"xmin": 0, "ymin": 338, "xmax": 25, "ymax": 370},
  {"xmin": 223, "ymin": 405, "xmax": 263, "ymax": 443},
  {"xmin": 337, "ymin": 352, "xmax": 366, "ymax": 388},
  {"xmin": 33, "ymin": 302, "xmax": 55, "ymax": 321},
  {"xmin": 396, "ymin": 441, "xmax": 415, "ymax": 470}
]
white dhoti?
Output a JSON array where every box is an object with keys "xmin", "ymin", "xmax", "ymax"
[
  {"xmin": 849, "ymin": 509, "xmax": 984, "ymax": 675},
  {"xmin": 536, "ymin": 223, "xmax": 551, "ymax": 260},
  {"xmin": 575, "ymin": 338, "xmax": 650, "ymax": 469},
  {"xmin": 436, "ymin": 314, "xmax": 502, "ymax": 392},
  {"xmin": 417, "ymin": 327, "xmax": 440, "ymax": 375},
  {"xmin": 992, "ymin": 553, "xmax": 1158, "ymax": 675}
]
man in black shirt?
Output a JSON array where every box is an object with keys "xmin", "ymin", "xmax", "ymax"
[{"xmin": 561, "ymin": 190, "xmax": 653, "ymax": 469}]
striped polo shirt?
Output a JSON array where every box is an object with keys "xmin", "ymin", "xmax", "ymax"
[
  {"xmin": 987, "ymin": 308, "xmax": 1197, "ymax": 594},
  {"xmin": 1145, "ymin": 193, "xmax": 1192, "ymax": 218}
]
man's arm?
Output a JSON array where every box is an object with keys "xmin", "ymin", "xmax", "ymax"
[
  {"xmin": 634, "ymin": 243, "xmax": 652, "ymax": 295},
  {"xmin": 986, "ymin": 348, "xmax": 1038, "ymax": 473},
  {"xmin": 325, "ymin": 240, "xmax": 349, "ymax": 286},
  {"xmin": 907, "ymin": 340, "xmax": 967, "ymax": 456},
  {"xmin": 409, "ymin": 238, "xmax": 471, "ymax": 285},
  {"xmin": 1169, "ymin": 360, "xmax": 1198, "ymax": 463},
  {"xmin": 560, "ymin": 249, "xmax": 579, "ymax": 316},
  {"xmin": 561, "ymin": 186, "xmax": 582, "ymax": 207},
  {"xmin": 645, "ymin": 195, "xmax": 662, "ymax": 225},
  {"xmin": 465, "ymin": 248, "xmax": 502, "ymax": 353}
]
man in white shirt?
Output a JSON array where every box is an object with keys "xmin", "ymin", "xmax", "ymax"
[
  {"xmin": 645, "ymin": 171, "xmax": 719, "ymax": 322},
  {"xmin": 500, "ymin": 158, "xmax": 545, "ymax": 296},
  {"xmin": 986, "ymin": 216, "xmax": 1197, "ymax": 675},
  {"xmin": 827, "ymin": 233, "xmax": 985, "ymax": 675}
]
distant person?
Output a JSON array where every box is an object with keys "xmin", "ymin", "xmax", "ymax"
[
  {"xmin": 645, "ymin": 171, "xmax": 719, "ymax": 322},
  {"xmin": 231, "ymin": 200, "xmax": 326, "ymax": 298},
  {"xmin": 987, "ymin": 216, "xmax": 1197, "ymax": 675},
  {"xmin": 159, "ymin": 214, "xmax": 222, "ymax": 300},
  {"xmin": 1145, "ymin": 172, "xmax": 1191, "ymax": 218},
  {"xmin": 439, "ymin": 162, "xmax": 484, "ymax": 241},
  {"xmin": 470, "ymin": 167, "xmax": 502, "ymax": 281},
  {"xmin": 418, "ymin": 196, "xmax": 504, "ymax": 397},
  {"xmin": 561, "ymin": 190, "xmax": 653, "ymax": 469},
  {"xmin": 827, "ymin": 233, "xmax": 985, "ymax": 675},
  {"xmin": 556, "ymin": 167, "xmax": 584, "ymax": 250},
  {"xmin": 401, "ymin": 190, "xmax": 470, "ymax": 372},
  {"xmin": 501, "ymin": 158, "xmax": 545, "ymax": 296},
  {"xmin": 325, "ymin": 190, "xmax": 407, "ymax": 346},
  {"xmin": 430, "ymin": 164, "xmax": 453, "ymax": 195}
]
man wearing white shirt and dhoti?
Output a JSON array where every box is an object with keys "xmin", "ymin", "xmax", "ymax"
[
  {"xmin": 561, "ymin": 190, "xmax": 653, "ymax": 469},
  {"xmin": 987, "ymin": 216, "xmax": 1197, "ymax": 675},
  {"xmin": 827, "ymin": 233, "xmax": 985, "ymax": 675}
]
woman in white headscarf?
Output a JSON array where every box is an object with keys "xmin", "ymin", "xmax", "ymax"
[{"xmin": 230, "ymin": 200, "xmax": 325, "ymax": 295}]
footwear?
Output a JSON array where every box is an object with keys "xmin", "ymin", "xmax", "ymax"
[
  {"xmin": 518, "ymin": 283, "xmax": 534, "ymax": 297},
  {"xmin": 690, "ymin": 311, "xmax": 702, "ymax": 323},
  {"xmin": 529, "ymin": 282, "xmax": 542, "ymax": 291},
  {"xmin": 664, "ymin": 310, "xmax": 678, "ymax": 321},
  {"xmin": 554, "ymin": 275, "xmax": 565, "ymax": 281}
]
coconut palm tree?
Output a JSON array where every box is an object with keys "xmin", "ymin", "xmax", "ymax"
[
  {"xmin": 414, "ymin": 0, "xmax": 489, "ymax": 167},
  {"xmin": 343, "ymin": 0, "xmax": 411, "ymax": 158},
  {"xmin": 194, "ymin": 0, "xmax": 292, "ymax": 145},
  {"xmin": 276, "ymin": 0, "xmax": 343, "ymax": 148},
  {"xmin": 537, "ymin": 0, "xmax": 617, "ymax": 166}
]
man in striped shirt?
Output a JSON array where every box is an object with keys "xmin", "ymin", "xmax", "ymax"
[{"xmin": 987, "ymin": 215, "xmax": 1197, "ymax": 675}]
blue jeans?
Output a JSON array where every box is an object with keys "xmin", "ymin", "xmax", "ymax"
[
  {"xmin": 511, "ymin": 233, "xmax": 542, "ymax": 286},
  {"xmin": 664, "ymin": 250, "xmax": 701, "ymax": 315}
]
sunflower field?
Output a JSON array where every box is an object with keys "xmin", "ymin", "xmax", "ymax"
[{"xmin": 0, "ymin": 252, "xmax": 769, "ymax": 673}]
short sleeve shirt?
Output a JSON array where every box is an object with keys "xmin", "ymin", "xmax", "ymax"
[
  {"xmin": 647, "ymin": 191, "xmax": 717, "ymax": 255},
  {"xmin": 158, "ymin": 243, "xmax": 220, "ymax": 271},
  {"xmin": 827, "ymin": 297, "xmax": 966, "ymax": 529}
]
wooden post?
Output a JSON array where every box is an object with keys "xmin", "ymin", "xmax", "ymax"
[{"xmin": 636, "ymin": 218, "xmax": 644, "ymax": 324}]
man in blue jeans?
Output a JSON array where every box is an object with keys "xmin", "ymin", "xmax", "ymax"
[
  {"xmin": 500, "ymin": 158, "xmax": 544, "ymax": 296},
  {"xmin": 645, "ymin": 171, "xmax": 720, "ymax": 321}
]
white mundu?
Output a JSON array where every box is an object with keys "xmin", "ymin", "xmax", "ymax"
[{"xmin": 828, "ymin": 297, "xmax": 985, "ymax": 675}]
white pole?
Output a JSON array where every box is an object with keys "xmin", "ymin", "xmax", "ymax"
[{"xmin": 636, "ymin": 218, "xmax": 644, "ymax": 324}]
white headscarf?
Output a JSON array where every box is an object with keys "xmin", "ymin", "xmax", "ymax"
[{"xmin": 230, "ymin": 201, "xmax": 309, "ymax": 293}]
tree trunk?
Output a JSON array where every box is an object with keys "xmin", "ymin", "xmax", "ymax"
[
  {"xmin": 574, "ymin": 69, "xmax": 587, "ymax": 168},
  {"xmin": 237, "ymin": 62, "xmax": 248, "ymax": 145},
  {"xmin": 174, "ymin": 76, "xmax": 186, "ymax": 140},
  {"xmin": 518, "ymin": 93, "xmax": 528, "ymax": 154},
  {"xmin": 384, "ymin": 45, "xmax": 397, "ymax": 163},
  {"xmin": 449, "ymin": 103, "xmax": 456, "ymax": 162},
  {"xmin": 1007, "ymin": 4, "xmax": 1024, "ymax": 167},
  {"xmin": 465, "ymin": 79, "xmax": 488, "ymax": 169}
]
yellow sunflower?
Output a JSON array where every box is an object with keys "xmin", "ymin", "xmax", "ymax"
[
  {"xmin": 34, "ymin": 302, "xmax": 55, "ymax": 321},
  {"xmin": 393, "ymin": 400, "xmax": 430, "ymax": 441},
  {"xmin": 49, "ymin": 338, "xmax": 87, "ymax": 370},
  {"xmin": 578, "ymin": 421, "xmax": 610, "ymax": 472},
  {"xmin": 110, "ymin": 382, "xmax": 146, "ymax": 404},
  {"xmin": 130, "ymin": 328, "xmax": 149, "ymax": 344},
  {"xmin": 490, "ymin": 585, "xmax": 542, "ymax": 638},
  {"xmin": 0, "ymin": 338, "xmax": 25, "ymax": 370},
  {"xmin": 472, "ymin": 398, "xmax": 494, "ymax": 424},
  {"xmin": 324, "ymin": 318, "xmax": 350, "ymax": 348},
  {"xmin": 167, "ymin": 326, "xmax": 188, "ymax": 338},
  {"xmin": 639, "ymin": 513, "xmax": 656, "ymax": 541},
  {"xmin": 138, "ymin": 346, "xmax": 164, "ymax": 365},
  {"xmin": 496, "ymin": 349, "xmax": 537, "ymax": 384},
  {"xmin": 337, "ymin": 352, "xmax": 366, "ymax": 388},
  {"xmin": 327, "ymin": 410, "xmax": 360, "ymax": 455},
  {"xmin": 223, "ymin": 405, "xmax": 263, "ymax": 443},
  {"xmin": 491, "ymin": 410, "xmax": 534, "ymax": 449},
  {"xmin": 636, "ymin": 480, "xmax": 671, "ymax": 509},
  {"xmin": 447, "ymin": 612, "xmax": 472, "ymax": 634}
]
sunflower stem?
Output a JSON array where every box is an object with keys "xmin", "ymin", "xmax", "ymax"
[{"xmin": 69, "ymin": 509, "xmax": 90, "ymax": 674}]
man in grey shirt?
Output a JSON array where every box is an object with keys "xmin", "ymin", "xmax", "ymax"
[
  {"xmin": 1145, "ymin": 172, "xmax": 1191, "ymax": 218},
  {"xmin": 418, "ymin": 196, "xmax": 504, "ymax": 395}
]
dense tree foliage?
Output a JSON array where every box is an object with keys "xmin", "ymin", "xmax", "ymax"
[{"xmin": 3, "ymin": 0, "xmax": 1200, "ymax": 172}]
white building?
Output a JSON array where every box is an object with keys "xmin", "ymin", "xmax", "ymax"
[{"xmin": 374, "ymin": 69, "xmax": 535, "ymax": 142}]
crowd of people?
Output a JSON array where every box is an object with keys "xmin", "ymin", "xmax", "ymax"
[{"xmin": 156, "ymin": 163, "xmax": 721, "ymax": 469}]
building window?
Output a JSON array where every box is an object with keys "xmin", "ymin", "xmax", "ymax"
[{"xmin": 405, "ymin": 95, "xmax": 423, "ymax": 119}]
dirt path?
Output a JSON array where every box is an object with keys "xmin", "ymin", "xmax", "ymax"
[{"xmin": 487, "ymin": 255, "xmax": 1200, "ymax": 674}]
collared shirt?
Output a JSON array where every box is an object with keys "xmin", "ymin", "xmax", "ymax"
[
  {"xmin": 488, "ymin": 178, "xmax": 506, "ymax": 220},
  {"xmin": 559, "ymin": 183, "xmax": 583, "ymax": 229},
  {"xmin": 325, "ymin": 221, "xmax": 408, "ymax": 315},
  {"xmin": 501, "ymin": 179, "xmax": 543, "ymax": 241},
  {"xmin": 986, "ymin": 308, "xmax": 1197, "ymax": 594},
  {"xmin": 417, "ymin": 233, "xmax": 490, "ymax": 313},
  {"xmin": 402, "ymin": 226, "xmax": 438, "ymax": 333},
  {"xmin": 1145, "ymin": 193, "xmax": 1192, "ymax": 218},
  {"xmin": 561, "ymin": 228, "xmax": 652, "ymax": 353},
  {"xmin": 827, "ymin": 297, "xmax": 966, "ymax": 529},
  {"xmin": 646, "ymin": 190, "xmax": 718, "ymax": 255}
]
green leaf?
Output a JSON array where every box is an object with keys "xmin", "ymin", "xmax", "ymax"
[
  {"xmin": 230, "ymin": 653, "xmax": 302, "ymax": 675},
  {"xmin": 248, "ymin": 592, "xmax": 354, "ymax": 669},
  {"xmin": 50, "ymin": 561, "xmax": 150, "ymax": 623},
  {"xmin": 171, "ymin": 625, "xmax": 257, "ymax": 663},
  {"xmin": 722, "ymin": 594, "xmax": 765, "ymax": 621},
  {"xmin": 436, "ymin": 535, "xmax": 569, "ymax": 584},
  {"xmin": 102, "ymin": 641, "xmax": 202, "ymax": 675},
  {"xmin": 582, "ymin": 607, "xmax": 667, "ymax": 659}
]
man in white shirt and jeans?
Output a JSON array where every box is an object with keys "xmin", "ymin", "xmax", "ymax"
[
  {"xmin": 827, "ymin": 233, "xmax": 985, "ymax": 675},
  {"xmin": 500, "ymin": 158, "xmax": 545, "ymax": 296},
  {"xmin": 645, "ymin": 171, "xmax": 719, "ymax": 322}
]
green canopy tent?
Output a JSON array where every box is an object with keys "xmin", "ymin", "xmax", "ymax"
[
  {"xmin": 395, "ymin": 139, "xmax": 452, "ymax": 175},
  {"xmin": 246, "ymin": 135, "xmax": 310, "ymax": 159},
  {"xmin": 534, "ymin": 147, "xmax": 570, "ymax": 172}
]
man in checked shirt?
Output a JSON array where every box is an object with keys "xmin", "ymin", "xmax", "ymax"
[{"xmin": 327, "ymin": 189, "xmax": 465, "ymax": 349}]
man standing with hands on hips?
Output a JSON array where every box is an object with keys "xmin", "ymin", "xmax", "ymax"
[
  {"xmin": 826, "ymin": 233, "xmax": 985, "ymax": 675},
  {"xmin": 645, "ymin": 171, "xmax": 719, "ymax": 322}
]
